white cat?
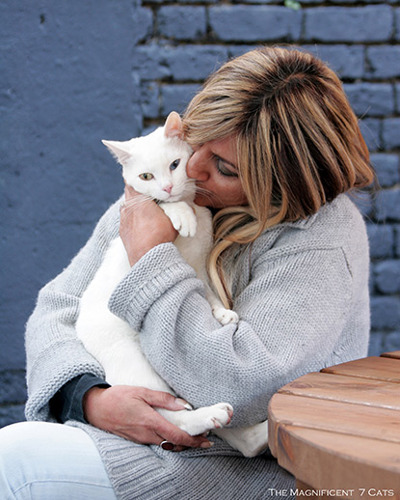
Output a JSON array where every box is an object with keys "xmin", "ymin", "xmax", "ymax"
[{"xmin": 76, "ymin": 112, "xmax": 268, "ymax": 457}]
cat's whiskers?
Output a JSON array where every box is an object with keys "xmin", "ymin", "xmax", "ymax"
[
  {"xmin": 195, "ymin": 185, "xmax": 224, "ymax": 207},
  {"xmin": 178, "ymin": 178, "xmax": 197, "ymax": 201},
  {"xmin": 122, "ymin": 193, "xmax": 155, "ymax": 215}
]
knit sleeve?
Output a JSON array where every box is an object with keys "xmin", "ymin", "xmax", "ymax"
[
  {"xmin": 25, "ymin": 199, "xmax": 121, "ymax": 423},
  {"xmin": 108, "ymin": 240, "xmax": 354, "ymax": 428}
]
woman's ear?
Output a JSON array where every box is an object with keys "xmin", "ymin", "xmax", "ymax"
[{"xmin": 164, "ymin": 111, "xmax": 183, "ymax": 139}]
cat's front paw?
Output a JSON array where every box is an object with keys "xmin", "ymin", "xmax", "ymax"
[
  {"xmin": 160, "ymin": 202, "xmax": 197, "ymax": 237},
  {"xmin": 207, "ymin": 403, "xmax": 234, "ymax": 429},
  {"xmin": 194, "ymin": 403, "xmax": 233, "ymax": 434},
  {"xmin": 212, "ymin": 307, "xmax": 239, "ymax": 325}
]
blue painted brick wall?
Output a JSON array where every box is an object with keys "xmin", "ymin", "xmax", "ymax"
[{"xmin": 1, "ymin": 0, "xmax": 399, "ymax": 428}]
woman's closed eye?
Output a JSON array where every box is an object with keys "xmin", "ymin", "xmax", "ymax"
[{"xmin": 214, "ymin": 156, "xmax": 238, "ymax": 178}]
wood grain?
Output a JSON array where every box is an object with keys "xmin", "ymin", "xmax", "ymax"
[
  {"xmin": 322, "ymin": 356, "xmax": 400, "ymax": 383},
  {"xmin": 268, "ymin": 393, "xmax": 400, "ymax": 456},
  {"xmin": 276, "ymin": 425, "xmax": 400, "ymax": 496},
  {"xmin": 277, "ymin": 371, "xmax": 400, "ymax": 410},
  {"xmin": 381, "ymin": 351, "xmax": 400, "ymax": 360},
  {"xmin": 268, "ymin": 354, "xmax": 400, "ymax": 499}
]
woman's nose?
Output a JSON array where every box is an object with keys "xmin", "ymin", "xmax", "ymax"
[{"xmin": 187, "ymin": 150, "xmax": 209, "ymax": 181}]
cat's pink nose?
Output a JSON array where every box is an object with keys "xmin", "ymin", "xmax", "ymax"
[{"xmin": 163, "ymin": 184, "xmax": 173, "ymax": 194}]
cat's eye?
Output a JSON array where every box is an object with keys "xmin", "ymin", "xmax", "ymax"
[
  {"xmin": 139, "ymin": 173, "xmax": 154, "ymax": 181},
  {"xmin": 170, "ymin": 159, "xmax": 180, "ymax": 171}
]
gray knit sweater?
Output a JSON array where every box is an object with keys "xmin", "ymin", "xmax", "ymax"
[{"xmin": 25, "ymin": 194, "xmax": 370, "ymax": 499}]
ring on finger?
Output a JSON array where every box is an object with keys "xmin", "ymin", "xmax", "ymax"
[{"xmin": 160, "ymin": 440, "xmax": 175, "ymax": 451}]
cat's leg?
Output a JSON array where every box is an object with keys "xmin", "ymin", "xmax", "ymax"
[
  {"xmin": 204, "ymin": 284, "xmax": 239, "ymax": 325},
  {"xmin": 157, "ymin": 403, "xmax": 233, "ymax": 436},
  {"xmin": 159, "ymin": 201, "xmax": 197, "ymax": 237},
  {"xmin": 213, "ymin": 421, "xmax": 269, "ymax": 457}
]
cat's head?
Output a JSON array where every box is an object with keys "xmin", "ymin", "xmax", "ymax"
[{"xmin": 102, "ymin": 112, "xmax": 194, "ymax": 203}]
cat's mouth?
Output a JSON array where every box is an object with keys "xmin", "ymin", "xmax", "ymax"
[{"xmin": 155, "ymin": 193, "xmax": 182, "ymax": 203}]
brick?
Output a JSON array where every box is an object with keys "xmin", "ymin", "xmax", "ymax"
[
  {"xmin": 160, "ymin": 84, "xmax": 200, "ymax": 115},
  {"xmin": 367, "ymin": 223, "xmax": 394, "ymax": 259},
  {"xmin": 382, "ymin": 118, "xmax": 400, "ymax": 150},
  {"xmin": 228, "ymin": 45, "xmax": 263, "ymax": 59},
  {"xmin": 142, "ymin": 124, "xmax": 158, "ymax": 136},
  {"xmin": 397, "ymin": 83, "xmax": 400, "ymax": 113},
  {"xmin": 0, "ymin": 370, "xmax": 27, "ymax": 405},
  {"xmin": 304, "ymin": 6, "xmax": 392, "ymax": 42},
  {"xmin": 359, "ymin": 118, "xmax": 381, "ymax": 151},
  {"xmin": 350, "ymin": 191, "xmax": 373, "ymax": 218},
  {"xmin": 132, "ymin": 45, "xmax": 171, "ymax": 80},
  {"xmin": 141, "ymin": 82, "xmax": 159, "ymax": 119},
  {"xmin": 374, "ymin": 260, "xmax": 400, "ymax": 294},
  {"xmin": 370, "ymin": 153, "xmax": 400, "ymax": 188},
  {"xmin": 0, "ymin": 405, "xmax": 25, "ymax": 429},
  {"xmin": 146, "ymin": 0, "xmax": 218, "ymax": 2},
  {"xmin": 366, "ymin": 47, "xmax": 400, "ymax": 79},
  {"xmin": 367, "ymin": 332, "xmax": 383, "ymax": 357},
  {"xmin": 325, "ymin": 0, "xmax": 392, "ymax": 3},
  {"xmin": 158, "ymin": 6, "xmax": 206, "ymax": 40},
  {"xmin": 235, "ymin": 0, "xmax": 279, "ymax": 3},
  {"xmin": 132, "ymin": 7, "xmax": 153, "ymax": 44},
  {"xmin": 344, "ymin": 83, "xmax": 394, "ymax": 117},
  {"xmin": 370, "ymin": 296, "xmax": 400, "ymax": 330},
  {"xmin": 396, "ymin": 225, "xmax": 400, "ymax": 258},
  {"xmin": 162, "ymin": 46, "xmax": 228, "ymax": 81},
  {"xmin": 375, "ymin": 188, "xmax": 400, "ymax": 222},
  {"xmin": 209, "ymin": 6, "xmax": 302, "ymax": 42},
  {"xmin": 302, "ymin": 44, "xmax": 364, "ymax": 79},
  {"xmin": 133, "ymin": 45, "xmax": 228, "ymax": 82},
  {"xmin": 382, "ymin": 331, "xmax": 400, "ymax": 353}
]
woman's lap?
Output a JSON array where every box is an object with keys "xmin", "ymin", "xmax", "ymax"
[{"xmin": 0, "ymin": 421, "xmax": 116, "ymax": 500}]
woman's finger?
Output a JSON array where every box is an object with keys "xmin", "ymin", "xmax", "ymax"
[
  {"xmin": 140, "ymin": 387, "xmax": 192, "ymax": 411},
  {"xmin": 151, "ymin": 411, "xmax": 213, "ymax": 449}
]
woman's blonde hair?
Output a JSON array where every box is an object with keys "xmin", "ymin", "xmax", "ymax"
[{"xmin": 183, "ymin": 46, "xmax": 375, "ymax": 308}]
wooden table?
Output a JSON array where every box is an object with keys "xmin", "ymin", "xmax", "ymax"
[{"xmin": 268, "ymin": 351, "xmax": 400, "ymax": 499}]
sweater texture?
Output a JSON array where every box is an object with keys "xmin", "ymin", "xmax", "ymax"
[{"xmin": 25, "ymin": 194, "xmax": 370, "ymax": 499}]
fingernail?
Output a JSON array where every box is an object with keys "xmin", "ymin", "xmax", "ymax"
[
  {"xmin": 200, "ymin": 441, "xmax": 214, "ymax": 449},
  {"xmin": 175, "ymin": 398, "xmax": 192, "ymax": 410}
]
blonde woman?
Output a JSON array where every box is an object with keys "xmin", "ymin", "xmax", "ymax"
[{"xmin": 0, "ymin": 47, "xmax": 374, "ymax": 499}]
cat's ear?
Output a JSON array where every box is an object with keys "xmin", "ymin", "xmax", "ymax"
[
  {"xmin": 164, "ymin": 111, "xmax": 183, "ymax": 139},
  {"xmin": 102, "ymin": 140, "xmax": 131, "ymax": 165}
]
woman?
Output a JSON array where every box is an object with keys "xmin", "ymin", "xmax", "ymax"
[{"xmin": 0, "ymin": 46, "xmax": 374, "ymax": 499}]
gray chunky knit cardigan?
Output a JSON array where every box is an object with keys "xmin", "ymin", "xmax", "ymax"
[{"xmin": 25, "ymin": 194, "xmax": 370, "ymax": 499}]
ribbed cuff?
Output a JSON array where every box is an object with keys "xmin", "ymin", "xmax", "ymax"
[{"xmin": 108, "ymin": 242, "xmax": 196, "ymax": 330}]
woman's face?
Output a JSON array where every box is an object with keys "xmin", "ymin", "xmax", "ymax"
[{"xmin": 186, "ymin": 136, "xmax": 248, "ymax": 208}]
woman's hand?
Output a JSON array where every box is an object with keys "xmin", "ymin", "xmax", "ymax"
[
  {"xmin": 120, "ymin": 184, "xmax": 178, "ymax": 266},
  {"xmin": 83, "ymin": 385, "xmax": 213, "ymax": 451}
]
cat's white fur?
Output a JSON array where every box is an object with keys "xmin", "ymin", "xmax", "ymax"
[{"xmin": 76, "ymin": 112, "xmax": 268, "ymax": 457}]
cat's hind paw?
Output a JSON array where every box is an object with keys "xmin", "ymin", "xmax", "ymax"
[{"xmin": 212, "ymin": 307, "xmax": 239, "ymax": 325}]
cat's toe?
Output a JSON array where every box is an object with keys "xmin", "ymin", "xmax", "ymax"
[
  {"xmin": 213, "ymin": 307, "xmax": 239, "ymax": 325},
  {"xmin": 173, "ymin": 216, "xmax": 197, "ymax": 238},
  {"xmin": 209, "ymin": 403, "xmax": 233, "ymax": 428},
  {"xmin": 181, "ymin": 216, "xmax": 197, "ymax": 238}
]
